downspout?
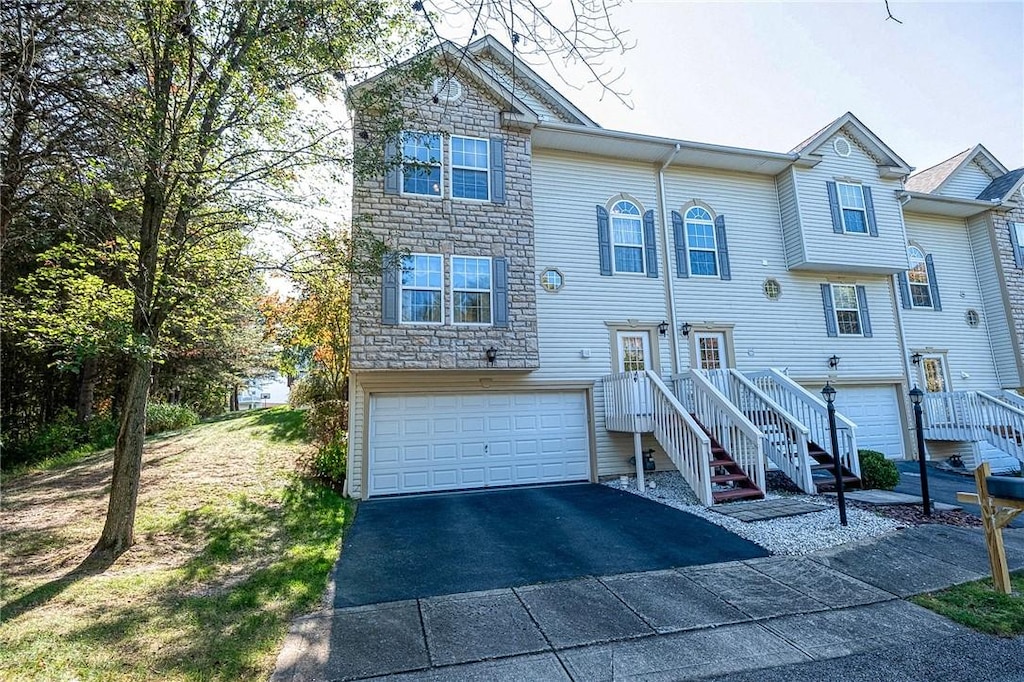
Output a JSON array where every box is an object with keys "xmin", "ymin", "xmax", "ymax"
[
  {"xmin": 657, "ymin": 145, "xmax": 683, "ymax": 376},
  {"xmin": 893, "ymin": 191, "xmax": 919, "ymax": 458}
]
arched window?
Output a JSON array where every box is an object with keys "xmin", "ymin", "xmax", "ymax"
[
  {"xmin": 907, "ymin": 246, "xmax": 933, "ymax": 308},
  {"xmin": 685, "ymin": 206, "xmax": 718, "ymax": 276},
  {"xmin": 611, "ymin": 200, "xmax": 644, "ymax": 273}
]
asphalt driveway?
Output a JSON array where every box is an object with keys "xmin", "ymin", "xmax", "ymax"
[
  {"xmin": 332, "ymin": 483, "xmax": 768, "ymax": 607},
  {"xmin": 896, "ymin": 461, "xmax": 1024, "ymax": 528}
]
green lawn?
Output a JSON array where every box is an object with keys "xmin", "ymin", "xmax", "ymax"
[
  {"xmin": 912, "ymin": 571, "xmax": 1024, "ymax": 637},
  {"xmin": 1, "ymin": 407, "xmax": 353, "ymax": 681}
]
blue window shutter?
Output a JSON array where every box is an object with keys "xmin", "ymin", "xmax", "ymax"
[
  {"xmin": 821, "ymin": 284, "xmax": 838, "ymax": 337},
  {"xmin": 856, "ymin": 285, "xmax": 873, "ymax": 337},
  {"xmin": 715, "ymin": 215, "xmax": 731, "ymax": 280},
  {"xmin": 493, "ymin": 257, "xmax": 509, "ymax": 328},
  {"xmin": 489, "ymin": 137, "xmax": 505, "ymax": 204},
  {"xmin": 596, "ymin": 205, "xmax": 612, "ymax": 276},
  {"xmin": 897, "ymin": 272, "xmax": 912, "ymax": 309},
  {"xmin": 1011, "ymin": 223, "xmax": 1024, "ymax": 268},
  {"xmin": 863, "ymin": 186, "xmax": 879, "ymax": 237},
  {"xmin": 826, "ymin": 181, "xmax": 843, "ymax": 234},
  {"xmin": 381, "ymin": 256, "xmax": 400, "ymax": 325},
  {"xmin": 925, "ymin": 254, "xmax": 942, "ymax": 311},
  {"xmin": 643, "ymin": 210, "xmax": 658, "ymax": 278},
  {"xmin": 672, "ymin": 211, "xmax": 689, "ymax": 278},
  {"xmin": 384, "ymin": 138, "xmax": 399, "ymax": 195}
]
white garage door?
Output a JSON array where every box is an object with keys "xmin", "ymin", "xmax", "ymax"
[
  {"xmin": 368, "ymin": 391, "xmax": 590, "ymax": 496},
  {"xmin": 833, "ymin": 385, "xmax": 906, "ymax": 459}
]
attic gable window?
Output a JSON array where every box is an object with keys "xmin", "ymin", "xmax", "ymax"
[
  {"xmin": 401, "ymin": 132, "xmax": 442, "ymax": 197},
  {"xmin": 837, "ymin": 182, "xmax": 868, "ymax": 234},
  {"xmin": 451, "ymin": 135, "xmax": 489, "ymax": 200}
]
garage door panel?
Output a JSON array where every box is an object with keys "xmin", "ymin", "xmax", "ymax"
[
  {"xmin": 369, "ymin": 391, "xmax": 590, "ymax": 496},
  {"xmin": 833, "ymin": 385, "xmax": 905, "ymax": 459}
]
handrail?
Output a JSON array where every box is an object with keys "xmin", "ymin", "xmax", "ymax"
[
  {"xmin": 677, "ymin": 369, "xmax": 766, "ymax": 492},
  {"xmin": 921, "ymin": 391, "xmax": 1024, "ymax": 463},
  {"xmin": 1000, "ymin": 390, "xmax": 1024, "ymax": 411},
  {"xmin": 719, "ymin": 369, "xmax": 816, "ymax": 493},
  {"xmin": 745, "ymin": 368, "xmax": 860, "ymax": 478},
  {"xmin": 645, "ymin": 371, "xmax": 715, "ymax": 505},
  {"xmin": 602, "ymin": 371, "xmax": 653, "ymax": 433},
  {"xmin": 978, "ymin": 392, "xmax": 1024, "ymax": 462}
]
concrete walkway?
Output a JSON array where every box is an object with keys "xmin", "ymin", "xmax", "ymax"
[{"xmin": 272, "ymin": 525, "xmax": 1024, "ymax": 682}]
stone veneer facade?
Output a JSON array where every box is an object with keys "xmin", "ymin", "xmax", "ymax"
[
  {"xmin": 989, "ymin": 198, "xmax": 1024, "ymax": 384},
  {"xmin": 349, "ymin": 73, "xmax": 540, "ymax": 371}
]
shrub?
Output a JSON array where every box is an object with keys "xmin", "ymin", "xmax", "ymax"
[
  {"xmin": 308, "ymin": 436, "xmax": 347, "ymax": 491},
  {"xmin": 3, "ymin": 408, "xmax": 118, "ymax": 470},
  {"xmin": 146, "ymin": 402, "xmax": 199, "ymax": 435},
  {"xmin": 858, "ymin": 449, "xmax": 900, "ymax": 490}
]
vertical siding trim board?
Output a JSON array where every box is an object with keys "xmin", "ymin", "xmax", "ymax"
[
  {"xmin": 493, "ymin": 256, "xmax": 509, "ymax": 328},
  {"xmin": 489, "ymin": 137, "xmax": 505, "ymax": 204},
  {"xmin": 897, "ymin": 272, "xmax": 912, "ymax": 309},
  {"xmin": 715, "ymin": 215, "xmax": 731, "ymax": 280},
  {"xmin": 672, "ymin": 210, "xmax": 689, "ymax": 278},
  {"xmin": 643, "ymin": 210, "xmax": 659, "ymax": 278},
  {"xmin": 821, "ymin": 284, "xmax": 838, "ymax": 337},
  {"xmin": 596, "ymin": 205, "xmax": 612, "ymax": 276},
  {"xmin": 826, "ymin": 181, "xmax": 844, "ymax": 234},
  {"xmin": 863, "ymin": 186, "xmax": 879, "ymax": 237},
  {"xmin": 924, "ymin": 254, "xmax": 942, "ymax": 311},
  {"xmin": 856, "ymin": 285, "xmax": 873, "ymax": 337}
]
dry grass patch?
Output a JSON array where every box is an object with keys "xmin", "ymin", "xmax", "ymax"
[{"xmin": 1, "ymin": 408, "xmax": 354, "ymax": 681}]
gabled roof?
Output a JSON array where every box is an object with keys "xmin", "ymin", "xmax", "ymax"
[
  {"xmin": 906, "ymin": 143, "xmax": 1008, "ymax": 196},
  {"xmin": 790, "ymin": 112, "xmax": 912, "ymax": 178},
  {"xmin": 977, "ymin": 167, "xmax": 1024, "ymax": 201}
]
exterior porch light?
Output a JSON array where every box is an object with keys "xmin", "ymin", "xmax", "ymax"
[
  {"xmin": 828, "ymin": 354, "xmax": 841, "ymax": 369},
  {"xmin": 485, "ymin": 346, "xmax": 498, "ymax": 365},
  {"xmin": 911, "ymin": 352, "xmax": 923, "ymax": 365},
  {"xmin": 658, "ymin": 320, "xmax": 669, "ymax": 336},
  {"xmin": 909, "ymin": 386, "xmax": 923, "ymax": 405},
  {"xmin": 821, "ymin": 382, "xmax": 836, "ymax": 404},
  {"xmin": 679, "ymin": 322, "xmax": 692, "ymax": 337}
]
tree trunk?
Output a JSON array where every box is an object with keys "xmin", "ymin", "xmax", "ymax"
[
  {"xmin": 230, "ymin": 384, "xmax": 239, "ymax": 412},
  {"xmin": 91, "ymin": 356, "xmax": 151, "ymax": 557},
  {"xmin": 76, "ymin": 357, "xmax": 99, "ymax": 422}
]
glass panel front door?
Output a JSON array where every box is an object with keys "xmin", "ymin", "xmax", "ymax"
[
  {"xmin": 616, "ymin": 331, "xmax": 651, "ymax": 373},
  {"xmin": 695, "ymin": 332, "xmax": 728, "ymax": 370},
  {"xmin": 922, "ymin": 356, "xmax": 948, "ymax": 393}
]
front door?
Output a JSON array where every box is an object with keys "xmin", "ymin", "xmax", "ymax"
[
  {"xmin": 616, "ymin": 331, "xmax": 652, "ymax": 373},
  {"xmin": 921, "ymin": 355, "xmax": 952, "ymax": 424},
  {"xmin": 694, "ymin": 332, "xmax": 729, "ymax": 370}
]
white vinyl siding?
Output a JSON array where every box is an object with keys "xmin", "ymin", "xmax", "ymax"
[
  {"xmin": 777, "ymin": 167, "xmax": 806, "ymax": 267},
  {"xmin": 791, "ymin": 135, "xmax": 909, "ymax": 273},
  {"xmin": 939, "ymin": 160, "xmax": 996, "ymax": 200}
]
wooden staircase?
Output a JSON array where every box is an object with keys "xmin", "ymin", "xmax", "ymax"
[
  {"xmin": 693, "ymin": 414, "xmax": 764, "ymax": 503},
  {"xmin": 808, "ymin": 441, "xmax": 862, "ymax": 493}
]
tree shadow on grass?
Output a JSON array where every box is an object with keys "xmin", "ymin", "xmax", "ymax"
[
  {"xmin": 0, "ymin": 551, "xmax": 116, "ymax": 623},
  {"xmin": 251, "ymin": 408, "xmax": 308, "ymax": 443}
]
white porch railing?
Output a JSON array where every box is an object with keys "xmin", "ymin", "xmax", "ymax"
[
  {"xmin": 602, "ymin": 370, "xmax": 715, "ymax": 505},
  {"xmin": 923, "ymin": 391, "xmax": 1024, "ymax": 462},
  {"xmin": 745, "ymin": 369, "xmax": 861, "ymax": 478},
  {"xmin": 705, "ymin": 369, "xmax": 815, "ymax": 493},
  {"xmin": 999, "ymin": 390, "xmax": 1024, "ymax": 411},
  {"xmin": 673, "ymin": 369, "xmax": 766, "ymax": 492}
]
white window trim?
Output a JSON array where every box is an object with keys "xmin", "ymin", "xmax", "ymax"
[
  {"xmin": 399, "ymin": 253, "xmax": 444, "ymax": 325},
  {"xmin": 610, "ymin": 200, "xmax": 646, "ymax": 275},
  {"xmin": 684, "ymin": 206, "xmax": 719, "ymax": 278},
  {"xmin": 400, "ymin": 131, "xmax": 443, "ymax": 199},
  {"xmin": 832, "ymin": 283, "xmax": 864, "ymax": 336},
  {"xmin": 450, "ymin": 255, "xmax": 493, "ymax": 326},
  {"xmin": 449, "ymin": 134, "xmax": 490, "ymax": 202},
  {"xmin": 906, "ymin": 246, "xmax": 933, "ymax": 309},
  {"xmin": 836, "ymin": 181, "xmax": 869, "ymax": 235}
]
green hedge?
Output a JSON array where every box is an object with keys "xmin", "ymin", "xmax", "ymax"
[
  {"xmin": 146, "ymin": 402, "xmax": 199, "ymax": 435},
  {"xmin": 859, "ymin": 449, "xmax": 900, "ymax": 490}
]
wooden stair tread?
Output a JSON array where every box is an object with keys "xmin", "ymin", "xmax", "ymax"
[
  {"xmin": 711, "ymin": 473, "xmax": 750, "ymax": 483},
  {"xmin": 713, "ymin": 488, "xmax": 765, "ymax": 502}
]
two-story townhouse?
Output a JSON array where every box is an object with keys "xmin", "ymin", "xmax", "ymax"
[{"xmin": 346, "ymin": 36, "xmax": 1022, "ymax": 501}]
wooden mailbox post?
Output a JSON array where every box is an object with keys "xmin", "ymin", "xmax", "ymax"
[{"xmin": 956, "ymin": 461, "xmax": 1024, "ymax": 594}]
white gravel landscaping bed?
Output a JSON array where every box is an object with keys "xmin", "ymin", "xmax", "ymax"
[{"xmin": 605, "ymin": 471, "xmax": 902, "ymax": 556}]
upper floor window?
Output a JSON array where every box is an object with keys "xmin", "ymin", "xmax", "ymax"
[
  {"xmin": 611, "ymin": 200, "xmax": 645, "ymax": 273},
  {"xmin": 1012, "ymin": 222, "xmax": 1024, "ymax": 268},
  {"xmin": 401, "ymin": 132, "xmax": 442, "ymax": 197},
  {"xmin": 400, "ymin": 254, "xmax": 443, "ymax": 323},
  {"xmin": 685, "ymin": 207, "xmax": 719, "ymax": 277},
  {"xmin": 907, "ymin": 246, "xmax": 933, "ymax": 308},
  {"xmin": 833, "ymin": 284, "xmax": 863, "ymax": 335},
  {"xmin": 837, "ymin": 182, "xmax": 868, "ymax": 234},
  {"xmin": 451, "ymin": 256, "xmax": 492, "ymax": 324},
  {"xmin": 450, "ymin": 136, "xmax": 489, "ymax": 200}
]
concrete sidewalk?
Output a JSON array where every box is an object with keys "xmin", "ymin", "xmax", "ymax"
[{"xmin": 272, "ymin": 525, "xmax": 1024, "ymax": 682}]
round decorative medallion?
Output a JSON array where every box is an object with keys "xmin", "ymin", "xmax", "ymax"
[
  {"xmin": 540, "ymin": 268, "xmax": 564, "ymax": 292},
  {"xmin": 833, "ymin": 137, "xmax": 852, "ymax": 157}
]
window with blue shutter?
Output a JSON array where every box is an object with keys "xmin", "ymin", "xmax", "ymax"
[
  {"xmin": 489, "ymin": 137, "xmax": 505, "ymax": 204},
  {"xmin": 905, "ymin": 246, "xmax": 941, "ymax": 310},
  {"xmin": 684, "ymin": 206, "xmax": 718, "ymax": 276},
  {"xmin": 671, "ymin": 211, "xmax": 688, "ymax": 278},
  {"xmin": 824, "ymin": 283, "xmax": 872, "ymax": 337},
  {"xmin": 821, "ymin": 284, "xmax": 838, "ymax": 337},
  {"xmin": 643, "ymin": 210, "xmax": 658, "ymax": 278},
  {"xmin": 596, "ymin": 205, "xmax": 612, "ymax": 276},
  {"xmin": 827, "ymin": 181, "xmax": 877, "ymax": 236},
  {"xmin": 715, "ymin": 215, "xmax": 731, "ymax": 280}
]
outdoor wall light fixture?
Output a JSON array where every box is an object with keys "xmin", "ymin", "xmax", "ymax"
[
  {"xmin": 658, "ymin": 321, "xmax": 669, "ymax": 336},
  {"xmin": 679, "ymin": 322, "xmax": 692, "ymax": 337},
  {"xmin": 485, "ymin": 346, "xmax": 498, "ymax": 364},
  {"xmin": 828, "ymin": 354, "xmax": 841, "ymax": 369},
  {"xmin": 911, "ymin": 352, "xmax": 923, "ymax": 365}
]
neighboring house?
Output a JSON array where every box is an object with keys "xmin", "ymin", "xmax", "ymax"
[
  {"xmin": 346, "ymin": 36, "xmax": 1024, "ymax": 502},
  {"xmin": 238, "ymin": 373, "xmax": 291, "ymax": 410}
]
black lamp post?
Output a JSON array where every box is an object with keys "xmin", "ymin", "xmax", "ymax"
[
  {"xmin": 821, "ymin": 382, "xmax": 848, "ymax": 526},
  {"xmin": 909, "ymin": 386, "xmax": 932, "ymax": 517}
]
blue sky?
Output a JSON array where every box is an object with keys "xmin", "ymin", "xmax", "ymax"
[{"xmin": 509, "ymin": 1, "xmax": 1023, "ymax": 173}]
